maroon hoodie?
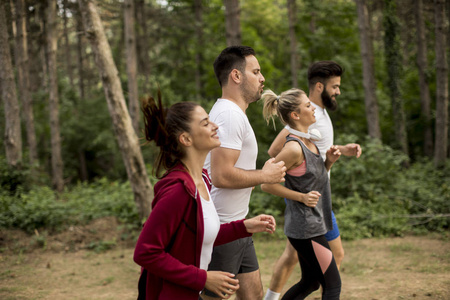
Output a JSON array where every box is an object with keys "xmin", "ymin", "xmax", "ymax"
[{"xmin": 134, "ymin": 164, "xmax": 251, "ymax": 300}]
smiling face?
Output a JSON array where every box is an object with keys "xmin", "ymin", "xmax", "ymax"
[
  {"xmin": 321, "ymin": 76, "xmax": 341, "ymax": 111},
  {"xmin": 240, "ymin": 55, "xmax": 265, "ymax": 104},
  {"xmin": 296, "ymin": 94, "xmax": 316, "ymax": 127},
  {"xmin": 184, "ymin": 105, "xmax": 221, "ymax": 152}
]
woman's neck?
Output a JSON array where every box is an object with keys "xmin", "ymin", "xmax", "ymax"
[{"xmin": 181, "ymin": 151, "xmax": 208, "ymax": 181}]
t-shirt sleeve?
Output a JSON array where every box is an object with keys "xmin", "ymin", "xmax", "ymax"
[{"xmin": 213, "ymin": 110, "xmax": 246, "ymax": 151}]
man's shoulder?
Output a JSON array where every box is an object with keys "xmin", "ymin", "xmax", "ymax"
[
  {"xmin": 210, "ymin": 99, "xmax": 241, "ymax": 113},
  {"xmin": 210, "ymin": 100, "xmax": 247, "ymax": 122}
]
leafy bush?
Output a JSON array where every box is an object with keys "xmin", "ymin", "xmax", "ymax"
[
  {"xmin": 0, "ymin": 178, "xmax": 140, "ymax": 233},
  {"xmin": 331, "ymin": 136, "xmax": 449, "ymax": 239},
  {"xmin": 249, "ymin": 135, "xmax": 450, "ymax": 240},
  {"xmin": 0, "ymin": 157, "xmax": 31, "ymax": 195}
]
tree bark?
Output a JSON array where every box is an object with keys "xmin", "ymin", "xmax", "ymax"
[
  {"xmin": 63, "ymin": 0, "xmax": 75, "ymax": 87},
  {"xmin": 135, "ymin": 0, "xmax": 150, "ymax": 93},
  {"xmin": 355, "ymin": 0, "xmax": 382, "ymax": 140},
  {"xmin": 194, "ymin": 0, "xmax": 204, "ymax": 98},
  {"xmin": 287, "ymin": 0, "xmax": 299, "ymax": 88},
  {"xmin": 415, "ymin": 0, "xmax": 433, "ymax": 157},
  {"xmin": 78, "ymin": 0, "xmax": 152, "ymax": 219},
  {"xmin": 75, "ymin": 8, "xmax": 86, "ymax": 100},
  {"xmin": 223, "ymin": 0, "xmax": 241, "ymax": 46},
  {"xmin": 124, "ymin": 0, "xmax": 139, "ymax": 134},
  {"xmin": 39, "ymin": 1, "xmax": 49, "ymax": 92},
  {"xmin": 15, "ymin": 0, "xmax": 38, "ymax": 166},
  {"xmin": 434, "ymin": 0, "xmax": 449, "ymax": 167},
  {"xmin": 383, "ymin": 0, "xmax": 409, "ymax": 156},
  {"xmin": 0, "ymin": 0, "xmax": 22, "ymax": 167},
  {"xmin": 46, "ymin": 0, "xmax": 65, "ymax": 192}
]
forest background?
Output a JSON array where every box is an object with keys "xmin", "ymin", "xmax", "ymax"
[{"xmin": 0, "ymin": 0, "xmax": 449, "ymax": 242}]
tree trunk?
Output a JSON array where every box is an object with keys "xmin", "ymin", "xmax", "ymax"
[
  {"xmin": 223, "ymin": 0, "xmax": 241, "ymax": 46},
  {"xmin": 63, "ymin": 0, "xmax": 74, "ymax": 87},
  {"xmin": 194, "ymin": 0, "xmax": 204, "ymax": 99},
  {"xmin": 135, "ymin": 0, "xmax": 150, "ymax": 93},
  {"xmin": 15, "ymin": 0, "xmax": 38, "ymax": 166},
  {"xmin": 415, "ymin": 0, "xmax": 433, "ymax": 157},
  {"xmin": 0, "ymin": 0, "xmax": 22, "ymax": 167},
  {"xmin": 46, "ymin": 0, "xmax": 64, "ymax": 192},
  {"xmin": 78, "ymin": 0, "xmax": 152, "ymax": 219},
  {"xmin": 75, "ymin": 9, "xmax": 86, "ymax": 100},
  {"xmin": 355, "ymin": 0, "xmax": 382, "ymax": 140},
  {"xmin": 78, "ymin": 148, "xmax": 88, "ymax": 181},
  {"xmin": 39, "ymin": 1, "xmax": 49, "ymax": 92},
  {"xmin": 287, "ymin": 0, "xmax": 299, "ymax": 88},
  {"xmin": 434, "ymin": 0, "xmax": 449, "ymax": 167},
  {"xmin": 124, "ymin": 0, "xmax": 139, "ymax": 134},
  {"xmin": 383, "ymin": 0, "xmax": 409, "ymax": 156}
]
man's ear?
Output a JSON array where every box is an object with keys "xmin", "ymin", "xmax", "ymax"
[
  {"xmin": 316, "ymin": 82, "xmax": 324, "ymax": 93},
  {"xmin": 230, "ymin": 69, "xmax": 241, "ymax": 84},
  {"xmin": 178, "ymin": 133, "xmax": 192, "ymax": 147}
]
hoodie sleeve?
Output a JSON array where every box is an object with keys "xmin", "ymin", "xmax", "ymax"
[
  {"xmin": 133, "ymin": 181, "xmax": 207, "ymax": 292},
  {"xmin": 214, "ymin": 219, "xmax": 252, "ymax": 246}
]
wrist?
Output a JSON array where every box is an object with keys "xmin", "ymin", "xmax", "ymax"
[{"xmin": 297, "ymin": 193, "xmax": 305, "ymax": 203}]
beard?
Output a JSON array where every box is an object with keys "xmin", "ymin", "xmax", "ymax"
[
  {"xmin": 321, "ymin": 88, "xmax": 338, "ymax": 111},
  {"xmin": 240, "ymin": 76, "xmax": 262, "ymax": 104}
]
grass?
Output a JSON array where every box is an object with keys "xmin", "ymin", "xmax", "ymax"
[{"xmin": 0, "ymin": 228, "xmax": 449, "ymax": 299}]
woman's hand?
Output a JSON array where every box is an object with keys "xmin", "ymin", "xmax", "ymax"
[
  {"xmin": 243, "ymin": 214, "xmax": 276, "ymax": 234},
  {"xmin": 204, "ymin": 271, "xmax": 239, "ymax": 299},
  {"xmin": 300, "ymin": 191, "xmax": 321, "ymax": 207}
]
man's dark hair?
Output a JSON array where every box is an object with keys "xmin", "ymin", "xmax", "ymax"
[
  {"xmin": 213, "ymin": 46, "xmax": 256, "ymax": 87},
  {"xmin": 307, "ymin": 61, "xmax": 344, "ymax": 89}
]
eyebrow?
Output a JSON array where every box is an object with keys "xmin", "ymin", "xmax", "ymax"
[{"xmin": 200, "ymin": 117, "xmax": 209, "ymax": 124}]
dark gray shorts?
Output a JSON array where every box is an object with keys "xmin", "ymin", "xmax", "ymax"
[{"xmin": 202, "ymin": 236, "xmax": 259, "ymax": 297}]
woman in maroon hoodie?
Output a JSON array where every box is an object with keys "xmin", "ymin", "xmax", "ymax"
[{"xmin": 134, "ymin": 95, "xmax": 276, "ymax": 300}]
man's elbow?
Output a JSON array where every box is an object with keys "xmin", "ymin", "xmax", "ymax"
[{"xmin": 211, "ymin": 173, "xmax": 229, "ymax": 188}]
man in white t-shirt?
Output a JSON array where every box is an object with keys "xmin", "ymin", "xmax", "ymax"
[
  {"xmin": 264, "ymin": 61, "xmax": 362, "ymax": 300},
  {"xmin": 202, "ymin": 46, "xmax": 287, "ymax": 300}
]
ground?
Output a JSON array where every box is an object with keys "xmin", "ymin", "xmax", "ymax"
[{"xmin": 0, "ymin": 217, "xmax": 449, "ymax": 300}]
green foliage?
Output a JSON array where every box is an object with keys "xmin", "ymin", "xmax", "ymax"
[
  {"xmin": 0, "ymin": 157, "xmax": 31, "ymax": 195},
  {"xmin": 86, "ymin": 239, "xmax": 117, "ymax": 253},
  {"xmin": 331, "ymin": 135, "xmax": 449, "ymax": 239},
  {"xmin": 0, "ymin": 178, "xmax": 140, "ymax": 233},
  {"xmin": 248, "ymin": 135, "xmax": 449, "ymax": 240},
  {"xmin": 0, "ymin": 0, "xmax": 447, "ymax": 241}
]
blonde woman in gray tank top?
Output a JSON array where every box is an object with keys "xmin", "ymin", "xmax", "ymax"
[{"xmin": 261, "ymin": 88, "xmax": 342, "ymax": 299}]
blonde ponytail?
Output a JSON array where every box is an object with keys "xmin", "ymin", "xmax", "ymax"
[
  {"xmin": 262, "ymin": 89, "xmax": 280, "ymax": 129},
  {"xmin": 262, "ymin": 88, "xmax": 307, "ymax": 128}
]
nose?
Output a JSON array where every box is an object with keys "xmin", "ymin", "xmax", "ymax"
[
  {"xmin": 212, "ymin": 121, "xmax": 219, "ymax": 131},
  {"xmin": 336, "ymin": 88, "xmax": 340, "ymax": 95},
  {"xmin": 260, "ymin": 73, "xmax": 265, "ymax": 83}
]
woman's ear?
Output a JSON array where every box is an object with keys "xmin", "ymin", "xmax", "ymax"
[
  {"xmin": 290, "ymin": 111, "xmax": 300, "ymax": 120},
  {"xmin": 179, "ymin": 133, "xmax": 192, "ymax": 147}
]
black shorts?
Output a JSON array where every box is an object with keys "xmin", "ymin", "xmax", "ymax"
[{"xmin": 202, "ymin": 236, "xmax": 259, "ymax": 297}]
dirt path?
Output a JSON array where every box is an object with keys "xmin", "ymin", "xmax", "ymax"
[{"xmin": 0, "ymin": 223, "xmax": 448, "ymax": 299}]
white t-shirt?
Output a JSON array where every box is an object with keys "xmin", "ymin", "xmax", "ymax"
[
  {"xmin": 204, "ymin": 99, "xmax": 258, "ymax": 223},
  {"xmin": 199, "ymin": 180, "xmax": 220, "ymax": 271}
]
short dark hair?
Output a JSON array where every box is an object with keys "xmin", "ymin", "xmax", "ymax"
[
  {"xmin": 308, "ymin": 61, "xmax": 343, "ymax": 89},
  {"xmin": 213, "ymin": 46, "xmax": 256, "ymax": 87}
]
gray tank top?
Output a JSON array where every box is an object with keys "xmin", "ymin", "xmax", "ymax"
[{"xmin": 284, "ymin": 136, "xmax": 333, "ymax": 239}]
